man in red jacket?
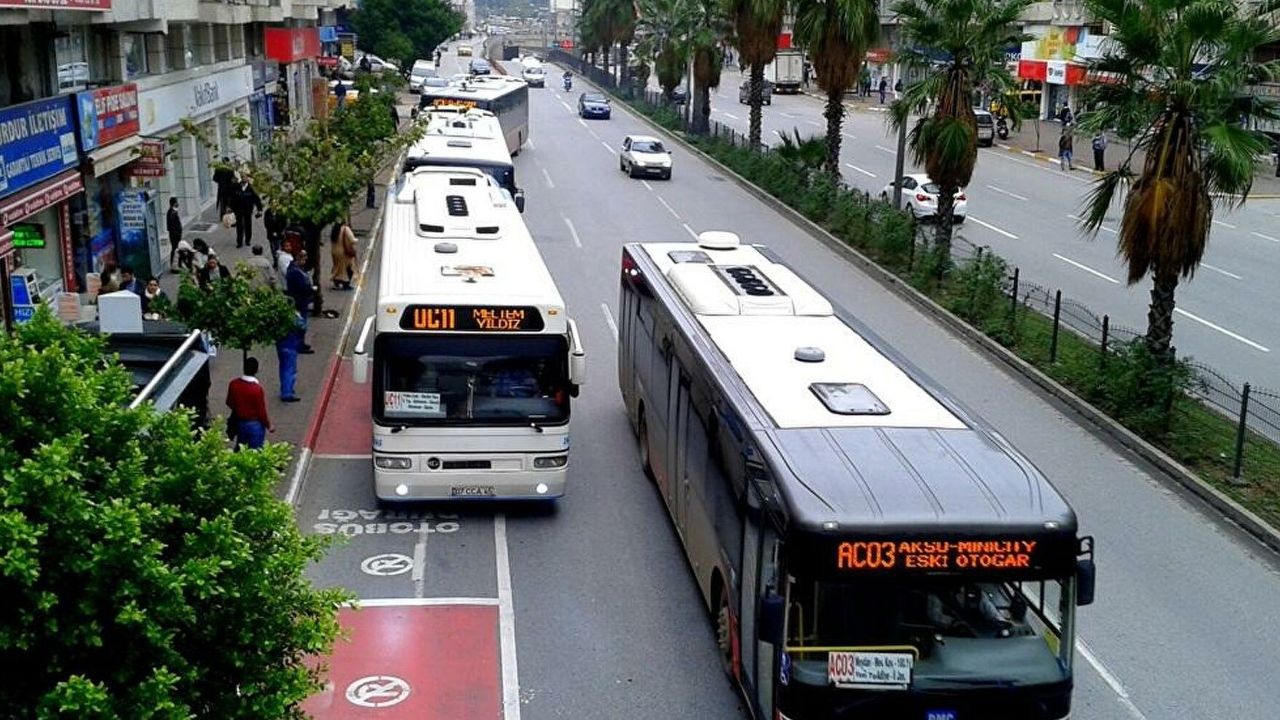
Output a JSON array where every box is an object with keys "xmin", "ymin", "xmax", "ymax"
[{"xmin": 225, "ymin": 357, "xmax": 274, "ymax": 450}]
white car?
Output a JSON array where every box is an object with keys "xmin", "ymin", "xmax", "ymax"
[
  {"xmin": 880, "ymin": 173, "xmax": 967, "ymax": 222},
  {"xmin": 357, "ymin": 53, "xmax": 398, "ymax": 74},
  {"xmin": 522, "ymin": 65, "xmax": 546, "ymax": 87},
  {"xmin": 457, "ymin": 45, "xmax": 474, "ymax": 57},
  {"xmin": 619, "ymin": 135, "xmax": 673, "ymax": 180},
  {"xmin": 409, "ymin": 61, "xmax": 437, "ymax": 93}
]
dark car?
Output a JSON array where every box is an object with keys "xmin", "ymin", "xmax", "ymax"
[
  {"xmin": 469, "ymin": 58, "xmax": 492, "ymax": 76},
  {"xmin": 973, "ymin": 108, "xmax": 995, "ymax": 146},
  {"xmin": 578, "ymin": 92, "xmax": 611, "ymax": 119},
  {"xmin": 738, "ymin": 79, "xmax": 773, "ymax": 105}
]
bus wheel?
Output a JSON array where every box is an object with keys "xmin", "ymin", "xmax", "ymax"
[
  {"xmin": 716, "ymin": 585, "xmax": 734, "ymax": 679},
  {"xmin": 638, "ymin": 410, "xmax": 656, "ymax": 482}
]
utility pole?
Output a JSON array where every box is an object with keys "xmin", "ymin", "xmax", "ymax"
[{"xmin": 892, "ymin": 101, "xmax": 907, "ymax": 210}]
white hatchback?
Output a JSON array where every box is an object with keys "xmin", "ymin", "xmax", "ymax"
[
  {"xmin": 880, "ymin": 173, "xmax": 967, "ymax": 222},
  {"xmin": 619, "ymin": 135, "xmax": 673, "ymax": 180}
]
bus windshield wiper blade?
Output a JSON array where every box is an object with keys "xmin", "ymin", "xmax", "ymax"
[{"xmin": 924, "ymin": 677, "xmax": 1019, "ymax": 688}]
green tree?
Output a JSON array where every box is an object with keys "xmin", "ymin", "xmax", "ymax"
[
  {"xmin": 161, "ymin": 266, "xmax": 299, "ymax": 362},
  {"xmin": 0, "ymin": 310, "xmax": 347, "ymax": 717},
  {"xmin": 635, "ymin": 0, "xmax": 691, "ymax": 102},
  {"xmin": 1076, "ymin": 0, "xmax": 1280, "ymax": 359},
  {"xmin": 725, "ymin": 0, "xmax": 786, "ymax": 150},
  {"xmin": 793, "ymin": 0, "xmax": 880, "ymax": 174},
  {"xmin": 581, "ymin": 0, "xmax": 639, "ymax": 92},
  {"xmin": 890, "ymin": 0, "xmax": 1031, "ymax": 266},
  {"xmin": 351, "ymin": 0, "xmax": 464, "ymax": 74},
  {"xmin": 635, "ymin": 0, "xmax": 729, "ymax": 130}
]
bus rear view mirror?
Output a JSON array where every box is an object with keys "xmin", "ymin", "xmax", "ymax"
[
  {"xmin": 514, "ymin": 189, "xmax": 526, "ymax": 213},
  {"xmin": 567, "ymin": 318, "xmax": 586, "ymax": 387},
  {"xmin": 1076, "ymin": 557, "xmax": 1096, "ymax": 607},
  {"xmin": 352, "ymin": 315, "xmax": 375, "ymax": 385},
  {"xmin": 759, "ymin": 591, "xmax": 785, "ymax": 645}
]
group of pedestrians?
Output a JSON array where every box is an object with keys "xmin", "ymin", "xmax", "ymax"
[{"xmin": 1053, "ymin": 104, "xmax": 1109, "ymax": 173}]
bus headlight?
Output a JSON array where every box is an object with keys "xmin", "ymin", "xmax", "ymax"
[
  {"xmin": 375, "ymin": 456, "xmax": 412, "ymax": 469},
  {"xmin": 533, "ymin": 455, "xmax": 568, "ymax": 469}
]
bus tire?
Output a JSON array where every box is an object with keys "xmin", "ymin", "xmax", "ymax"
[
  {"xmin": 638, "ymin": 409, "xmax": 656, "ymax": 482},
  {"xmin": 715, "ymin": 581, "xmax": 735, "ymax": 681}
]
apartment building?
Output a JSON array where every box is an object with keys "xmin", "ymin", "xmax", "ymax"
[{"xmin": 0, "ymin": 0, "xmax": 343, "ymax": 327}]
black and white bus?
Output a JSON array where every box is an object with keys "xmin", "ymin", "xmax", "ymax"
[
  {"xmin": 418, "ymin": 76, "xmax": 529, "ymax": 155},
  {"xmin": 616, "ymin": 231, "xmax": 1096, "ymax": 720}
]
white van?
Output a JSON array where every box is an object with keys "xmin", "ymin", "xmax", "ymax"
[{"xmin": 409, "ymin": 60, "xmax": 437, "ymax": 93}]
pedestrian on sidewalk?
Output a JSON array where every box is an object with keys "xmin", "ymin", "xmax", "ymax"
[
  {"xmin": 802, "ymin": 62, "xmax": 811, "ymax": 89},
  {"xmin": 231, "ymin": 178, "xmax": 264, "ymax": 248},
  {"xmin": 879, "ymin": 77, "xmax": 888, "ymax": 104},
  {"xmin": 175, "ymin": 238, "xmax": 195, "ymax": 272},
  {"xmin": 119, "ymin": 266, "xmax": 144, "ymax": 296},
  {"xmin": 894, "ymin": 78, "xmax": 903, "ymax": 100},
  {"xmin": 285, "ymin": 249, "xmax": 317, "ymax": 354},
  {"xmin": 330, "ymin": 219, "xmax": 358, "ymax": 290},
  {"xmin": 1092, "ymin": 131, "xmax": 1107, "ymax": 171},
  {"xmin": 277, "ymin": 231, "xmax": 298, "ymax": 287},
  {"xmin": 1059, "ymin": 125, "xmax": 1074, "ymax": 172},
  {"xmin": 141, "ymin": 277, "xmax": 169, "ymax": 320},
  {"xmin": 198, "ymin": 253, "xmax": 231, "ymax": 290},
  {"xmin": 98, "ymin": 262, "xmax": 120, "ymax": 294},
  {"xmin": 246, "ymin": 245, "xmax": 277, "ymax": 288},
  {"xmin": 213, "ymin": 158, "xmax": 236, "ymax": 216},
  {"xmin": 166, "ymin": 197, "xmax": 183, "ymax": 270},
  {"xmin": 263, "ymin": 206, "xmax": 287, "ymax": 261},
  {"xmin": 276, "ymin": 311, "xmax": 306, "ymax": 402},
  {"xmin": 225, "ymin": 357, "xmax": 273, "ymax": 450}
]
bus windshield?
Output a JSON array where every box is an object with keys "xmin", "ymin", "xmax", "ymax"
[
  {"xmin": 785, "ymin": 575, "xmax": 1072, "ymax": 690},
  {"xmin": 376, "ymin": 334, "xmax": 569, "ymax": 426}
]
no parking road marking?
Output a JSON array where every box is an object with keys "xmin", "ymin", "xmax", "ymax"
[
  {"xmin": 361, "ymin": 553, "xmax": 414, "ymax": 577},
  {"xmin": 346, "ymin": 675, "xmax": 412, "ymax": 708}
]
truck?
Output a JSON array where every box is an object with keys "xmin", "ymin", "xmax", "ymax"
[{"xmin": 769, "ymin": 49, "xmax": 803, "ymax": 93}]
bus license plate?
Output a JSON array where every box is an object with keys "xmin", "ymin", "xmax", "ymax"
[
  {"xmin": 451, "ymin": 486, "xmax": 495, "ymax": 497},
  {"xmin": 926, "ymin": 711, "xmax": 957, "ymax": 720}
]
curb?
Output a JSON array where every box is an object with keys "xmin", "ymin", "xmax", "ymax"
[{"xmin": 600, "ymin": 79, "xmax": 1280, "ymax": 555}]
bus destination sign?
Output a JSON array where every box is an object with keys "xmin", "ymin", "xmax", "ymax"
[
  {"xmin": 400, "ymin": 304, "xmax": 545, "ymax": 332},
  {"xmin": 431, "ymin": 98, "xmax": 478, "ymax": 110},
  {"xmin": 836, "ymin": 539, "xmax": 1041, "ymax": 572}
]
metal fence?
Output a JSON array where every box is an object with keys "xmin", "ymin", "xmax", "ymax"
[{"xmin": 551, "ymin": 48, "xmax": 1280, "ymax": 474}]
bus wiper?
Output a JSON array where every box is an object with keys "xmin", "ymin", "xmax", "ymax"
[
  {"xmin": 926, "ymin": 677, "xmax": 1018, "ymax": 688},
  {"xmin": 530, "ymin": 422, "xmax": 544, "ymax": 433},
  {"xmin": 390, "ymin": 425, "xmax": 407, "ymax": 434}
]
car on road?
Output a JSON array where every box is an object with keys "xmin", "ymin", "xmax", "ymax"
[
  {"xmin": 357, "ymin": 53, "xmax": 398, "ymax": 74},
  {"xmin": 880, "ymin": 173, "xmax": 968, "ymax": 222},
  {"xmin": 619, "ymin": 135, "xmax": 673, "ymax": 179},
  {"xmin": 457, "ymin": 45, "xmax": 473, "ymax": 57},
  {"xmin": 671, "ymin": 83, "xmax": 688, "ymax": 104},
  {"xmin": 738, "ymin": 79, "xmax": 774, "ymax": 105},
  {"xmin": 409, "ymin": 61, "xmax": 438, "ymax": 93},
  {"xmin": 974, "ymin": 108, "xmax": 995, "ymax": 146},
  {"xmin": 522, "ymin": 64, "xmax": 546, "ymax": 87},
  {"xmin": 578, "ymin": 92, "xmax": 611, "ymax": 119},
  {"xmin": 469, "ymin": 58, "xmax": 492, "ymax": 76}
]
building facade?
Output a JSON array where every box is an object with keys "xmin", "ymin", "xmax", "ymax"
[{"xmin": 0, "ymin": 0, "xmax": 343, "ymax": 328}]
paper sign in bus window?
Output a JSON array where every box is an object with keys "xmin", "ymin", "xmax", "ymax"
[
  {"xmin": 827, "ymin": 651, "xmax": 913, "ymax": 689},
  {"xmin": 384, "ymin": 391, "xmax": 443, "ymax": 418}
]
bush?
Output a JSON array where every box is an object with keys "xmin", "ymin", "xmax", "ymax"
[{"xmin": 1089, "ymin": 341, "xmax": 1194, "ymax": 438}]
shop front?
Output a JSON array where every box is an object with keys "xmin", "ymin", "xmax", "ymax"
[
  {"xmin": 0, "ymin": 94, "xmax": 85, "ymax": 327},
  {"xmin": 265, "ymin": 27, "xmax": 322, "ymax": 126},
  {"xmin": 1017, "ymin": 26, "xmax": 1102, "ymax": 120},
  {"xmin": 250, "ymin": 59, "xmax": 280, "ymax": 153}
]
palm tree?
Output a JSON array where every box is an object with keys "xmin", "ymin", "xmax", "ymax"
[
  {"xmin": 793, "ymin": 0, "xmax": 880, "ymax": 175},
  {"xmin": 594, "ymin": 0, "xmax": 639, "ymax": 93},
  {"xmin": 636, "ymin": 0, "xmax": 692, "ymax": 102},
  {"xmin": 890, "ymin": 0, "xmax": 1030, "ymax": 261},
  {"xmin": 1078, "ymin": 0, "xmax": 1279, "ymax": 359},
  {"xmin": 725, "ymin": 0, "xmax": 786, "ymax": 149}
]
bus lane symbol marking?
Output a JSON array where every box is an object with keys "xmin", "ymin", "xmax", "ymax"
[
  {"xmin": 360, "ymin": 553, "xmax": 414, "ymax": 577},
  {"xmin": 345, "ymin": 675, "xmax": 411, "ymax": 708}
]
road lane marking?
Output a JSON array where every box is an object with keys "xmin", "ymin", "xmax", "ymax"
[
  {"xmin": 1212, "ymin": 219, "xmax": 1237, "ymax": 229},
  {"xmin": 345, "ymin": 675, "xmax": 412, "ymax": 708},
  {"xmin": 1199, "ymin": 263, "xmax": 1242, "ymax": 280},
  {"xmin": 968, "ymin": 216, "xmax": 1019, "ymax": 239},
  {"xmin": 600, "ymin": 140, "xmax": 614, "ymax": 153},
  {"xmin": 657, "ymin": 196, "xmax": 681, "ymax": 219},
  {"xmin": 412, "ymin": 523, "xmax": 429, "ymax": 596},
  {"xmin": 1174, "ymin": 308, "xmax": 1270, "ymax": 352},
  {"xmin": 560, "ymin": 100, "xmax": 572, "ymax": 112},
  {"xmin": 1251, "ymin": 231, "xmax": 1279, "ymax": 242},
  {"xmin": 601, "ymin": 302, "xmax": 618, "ymax": 341},
  {"xmin": 843, "ymin": 132, "xmax": 858, "ymax": 141},
  {"xmin": 640, "ymin": 180, "xmax": 654, "ymax": 192},
  {"xmin": 1067, "ymin": 213, "xmax": 1117, "ymax": 234},
  {"xmin": 1076, "ymin": 640, "xmax": 1149, "ymax": 720},
  {"xmin": 495, "ymin": 515, "xmax": 521, "ymax": 720},
  {"xmin": 361, "ymin": 553, "xmax": 414, "ymax": 577},
  {"xmin": 780, "ymin": 112, "xmax": 798, "ymax": 118},
  {"xmin": 355, "ymin": 597, "xmax": 500, "ymax": 607},
  {"xmin": 541, "ymin": 167, "xmax": 555, "ymax": 188},
  {"xmin": 984, "ymin": 184, "xmax": 1028, "ymax": 201},
  {"xmin": 683, "ymin": 223, "xmax": 699, "ymax": 239},
  {"xmin": 562, "ymin": 215, "xmax": 583, "ymax": 248},
  {"xmin": 1053, "ymin": 253, "xmax": 1120, "ymax": 283},
  {"xmin": 875, "ymin": 144, "xmax": 895, "ymax": 154},
  {"xmin": 844, "ymin": 163, "xmax": 876, "ymax": 178},
  {"xmin": 723, "ymin": 112, "xmax": 740, "ymax": 120},
  {"xmin": 526, "ymin": 138, "xmax": 535, "ymax": 150},
  {"xmin": 806, "ymin": 120, "xmax": 823, "ymax": 127},
  {"xmin": 577, "ymin": 118, "xmax": 588, "ymax": 128}
]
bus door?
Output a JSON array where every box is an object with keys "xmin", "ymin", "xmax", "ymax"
[{"xmin": 665, "ymin": 357, "xmax": 691, "ymax": 535}]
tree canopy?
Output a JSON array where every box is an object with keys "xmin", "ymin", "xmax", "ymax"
[
  {"xmin": 351, "ymin": 0, "xmax": 465, "ymax": 73},
  {"xmin": 0, "ymin": 311, "xmax": 347, "ymax": 717}
]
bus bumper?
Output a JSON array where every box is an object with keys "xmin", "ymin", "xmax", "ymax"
[{"xmin": 373, "ymin": 461, "xmax": 567, "ymax": 501}]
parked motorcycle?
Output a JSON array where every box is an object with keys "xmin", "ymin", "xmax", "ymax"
[{"xmin": 996, "ymin": 116, "xmax": 1009, "ymax": 140}]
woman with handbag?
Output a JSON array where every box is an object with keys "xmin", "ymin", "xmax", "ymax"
[{"xmin": 330, "ymin": 219, "xmax": 358, "ymax": 290}]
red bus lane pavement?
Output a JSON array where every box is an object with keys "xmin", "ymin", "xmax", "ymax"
[
  {"xmin": 314, "ymin": 357, "xmax": 373, "ymax": 457},
  {"xmin": 302, "ymin": 601, "xmax": 502, "ymax": 719}
]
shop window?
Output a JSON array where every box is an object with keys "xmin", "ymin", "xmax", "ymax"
[
  {"xmin": 215, "ymin": 25, "xmax": 231, "ymax": 63},
  {"xmin": 197, "ymin": 24, "xmax": 215, "ymax": 66},
  {"xmin": 244, "ymin": 24, "xmax": 264, "ymax": 59},
  {"xmin": 124, "ymin": 33, "xmax": 149, "ymax": 79},
  {"xmin": 55, "ymin": 28, "xmax": 91, "ymax": 91},
  {"xmin": 167, "ymin": 24, "xmax": 194, "ymax": 71}
]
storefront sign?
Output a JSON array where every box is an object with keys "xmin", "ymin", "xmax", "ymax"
[
  {"xmin": 0, "ymin": 0, "xmax": 111, "ymax": 9},
  {"xmin": 319, "ymin": 26, "xmax": 339, "ymax": 43},
  {"xmin": 265, "ymin": 27, "xmax": 322, "ymax": 64},
  {"xmin": 125, "ymin": 140, "xmax": 167, "ymax": 178},
  {"xmin": 138, "ymin": 65, "xmax": 253, "ymax": 135},
  {"xmin": 11, "ymin": 223, "xmax": 44, "ymax": 248},
  {"xmin": 865, "ymin": 48, "xmax": 892, "ymax": 64},
  {"xmin": 59, "ymin": 202, "xmax": 76, "ymax": 292},
  {"xmin": 75, "ymin": 83, "xmax": 140, "ymax": 152},
  {"xmin": 0, "ymin": 95, "xmax": 79, "ymax": 198},
  {"xmin": 1018, "ymin": 59, "xmax": 1087, "ymax": 86},
  {"xmin": 0, "ymin": 170, "xmax": 84, "ymax": 227},
  {"xmin": 0, "ymin": 229, "xmax": 13, "ymax": 259},
  {"xmin": 114, "ymin": 189, "xmax": 155, "ymax": 278},
  {"xmin": 317, "ymin": 56, "xmax": 340, "ymax": 68},
  {"xmin": 1046, "ymin": 60, "xmax": 1067, "ymax": 85}
]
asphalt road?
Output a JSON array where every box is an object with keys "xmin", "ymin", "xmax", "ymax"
[
  {"xmin": 682, "ymin": 68, "xmax": 1280, "ymax": 393},
  {"xmin": 297, "ymin": 48, "xmax": 1280, "ymax": 720}
]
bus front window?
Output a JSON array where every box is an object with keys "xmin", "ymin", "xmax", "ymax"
[
  {"xmin": 785, "ymin": 576, "xmax": 1074, "ymax": 690},
  {"xmin": 377, "ymin": 334, "xmax": 569, "ymax": 426}
]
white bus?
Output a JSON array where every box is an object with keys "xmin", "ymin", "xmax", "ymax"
[
  {"xmin": 403, "ymin": 108, "xmax": 526, "ymax": 212},
  {"xmin": 418, "ymin": 75, "xmax": 529, "ymax": 155},
  {"xmin": 353, "ymin": 166, "xmax": 585, "ymax": 502}
]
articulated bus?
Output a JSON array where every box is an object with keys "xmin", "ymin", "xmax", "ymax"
[
  {"xmin": 353, "ymin": 166, "xmax": 586, "ymax": 501},
  {"xmin": 403, "ymin": 107, "xmax": 526, "ymax": 212},
  {"xmin": 418, "ymin": 75, "xmax": 529, "ymax": 155},
  {"xmin": 617, "ymin": 232, "xmax": 1096, "ymax": 720}
]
